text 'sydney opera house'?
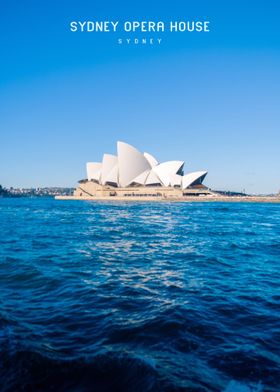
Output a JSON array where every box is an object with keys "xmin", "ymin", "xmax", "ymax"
[{"xmin": 72, "ymin": 141, "xmax": 210, "ymax": 200}]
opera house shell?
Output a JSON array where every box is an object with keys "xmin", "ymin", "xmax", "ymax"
[{"xmin": 74, "ymin": 141, "xmax": 210, "ymax": 199}]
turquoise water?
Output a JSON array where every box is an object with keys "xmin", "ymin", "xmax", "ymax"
[{"xmin": 0, "ymin": 198, "xmax": 279, "ymax": 391}]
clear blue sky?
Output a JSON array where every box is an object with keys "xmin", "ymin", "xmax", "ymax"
[{"xmin": 1, "ymin": 0, "xmax": 279, "ymax": 193}]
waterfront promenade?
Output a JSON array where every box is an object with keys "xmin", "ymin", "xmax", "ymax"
[{"xmin": 55, "ymin": 195, "xmax": 280, "ymax": 203}]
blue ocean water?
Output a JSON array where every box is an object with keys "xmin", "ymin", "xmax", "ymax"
[{"xmin": 0, "ymin": 198, "xmax": 279, "ymax": 392}]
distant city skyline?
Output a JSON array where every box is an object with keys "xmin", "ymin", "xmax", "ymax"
[{"xmin": 1, "ymin": 0, "xmax": 280, "ymax": 193}]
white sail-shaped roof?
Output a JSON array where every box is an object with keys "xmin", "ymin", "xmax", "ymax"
[
  {"xmin": 85, "ymin": 141, "xmax": 207, "ymax": 190},
  {"xmin": 86, "ymin": 162, "xmax": 102, "ymax": 181},
  {"xmin": 170, "ymin": 174, "xmax": 182, "ymax": 187},
  {"xmin": 117, "ymin": 141, "xmax": 151, "ymax": 187},
  {"xmin": 182, "ymin": 171, "xmax": 208, "ymax": 189},
  {"xmin": 105, "ymin": 164, "xmax": 119, "ymax": 185},
  {"xmin": 143, "ymin": 152, "xmax": 159, "ymax": 167},
  {"xmin": 145, "ymin": 171, "xmax": 162, "ymax": 186},
  {"xmin": 100, "ymin": 154, "xmax": 118, "ymax": 185},
  {"xmin": 131, "ymin": 169, "xmax": 150, "ymax": 185},
  {"xmin": 92, "ymin": 169, "xmax": 101, "ymax": 182},
  {"xmin": 153, "ymin": 161, "xmax": 184, "ymax": 187}
]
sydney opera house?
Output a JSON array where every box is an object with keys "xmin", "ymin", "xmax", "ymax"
[{"xmin": 71, "ymin": 141, "xmax": 210, "ymax": 200}]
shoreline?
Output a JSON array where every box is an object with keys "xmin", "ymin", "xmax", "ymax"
[{"xmin": 55, "ymin": 195, "xmax": 280, "ymax": 203}]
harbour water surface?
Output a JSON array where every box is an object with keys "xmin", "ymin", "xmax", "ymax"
[{"xmin": 0, "ymin": 198, "xmax": 279, "ymax": 391}]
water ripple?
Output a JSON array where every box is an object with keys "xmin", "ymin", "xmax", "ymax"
[{"xmin": 0, "ymin": 198, "xmax": 279, "ymax": 391}]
